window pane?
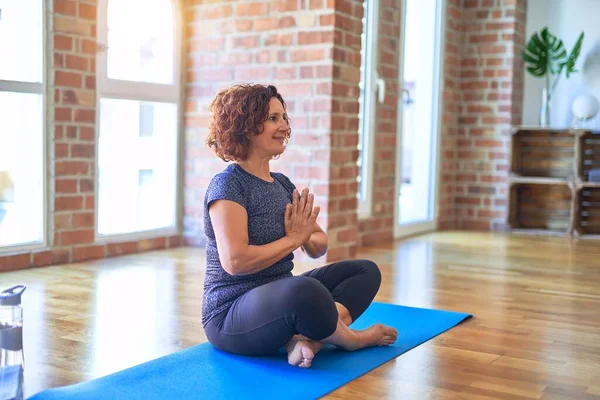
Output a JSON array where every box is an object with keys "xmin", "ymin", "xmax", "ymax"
[
  {"xmin": 106, "ymin": 0, "xmax": 175, "ymax": 84},
  {"xmin": 398, "ymin": 0, "xmax": 440, "ymax": 225},
  {"xmin": 0, "ymin": 0, "xmax": 43, "ymax": 83},
  {"xmin": 98, "ymin": 98, "xmax": 177, "ymax": 236},
  {"xmin": 139, "ymin": 104, "xmax": 154, "ymax": 137},
  {"xmin": 0, "ymin": 92, "xmax": 44, "ymax": 247}
]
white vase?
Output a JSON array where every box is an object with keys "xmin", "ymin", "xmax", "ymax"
[{"xmin": 540, "ymin": 88, "xmax": 551, "ymax": 127}]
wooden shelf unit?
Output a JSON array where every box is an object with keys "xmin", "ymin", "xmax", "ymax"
[
  {"xmin": 574, "ymin": 186, "xmax": 600, "ymax": 238},
  {"xmin": 508, "ymin": 127, "xmax": 600, "ymax": 238}
]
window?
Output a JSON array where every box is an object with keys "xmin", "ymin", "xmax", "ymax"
[
  {"xmin": 357, "ymin": 0, "xmax": 383, "ymax": 219},
  {"xmin": 97, "ymin": 0, "xmax": 180, "ymax": 237},
  {"xmin": 0, "ymin": 0, "xmax": 45, "ymax": 250}
]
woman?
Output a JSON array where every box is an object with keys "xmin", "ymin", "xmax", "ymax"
[{"xmin": 202, "ymin": 83, "xmax": 397, "ymax": 368}]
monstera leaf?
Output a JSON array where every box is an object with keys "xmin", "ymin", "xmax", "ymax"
[
  {"xmin": 523, "ymin": 27, "xmax": 584, "ymax": 79},
  {"xmin": 563, "ymin": 32, "xmax": 584, "ymax": 78}
]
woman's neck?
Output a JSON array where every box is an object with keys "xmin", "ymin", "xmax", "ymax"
[{"xmin": 236, "ymin": 156, "xmax": 272, "ymax": 182}]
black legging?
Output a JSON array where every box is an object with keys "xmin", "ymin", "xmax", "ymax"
[{"xmin": 204, "ymin": 259, "xmax": 382, "ymax": 356}]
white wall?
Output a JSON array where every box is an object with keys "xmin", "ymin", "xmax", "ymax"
[{"xmin": 523, "ymin": 0, "xmax": 600, "ymax": 129}]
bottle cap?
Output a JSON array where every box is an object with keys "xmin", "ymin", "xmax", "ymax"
[{"xmin": 0, "ymin": 285, "xmax": 26, "ymax": 306}]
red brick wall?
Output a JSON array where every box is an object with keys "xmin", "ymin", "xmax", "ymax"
[
  {"xmin": 48, "ymin": 0, "xmax": 99, "ymax": 265},
  {"xmin": 509, "ymin": 4, "xmax": 527, "ymax": 141},
  {"xmin": 452, "ymin": 0, "xmax": 527, "ymax": 231},
  {"xmin": 358, "ymin": 0, "xmax": 402, "ymax": 246},
  {"xmin": 438, "ymin": 0, "xmax": 463, "ymax": 230},
  {"xmin": 183, "ymin": 0, "xmax": 368, "ymax": 261},
  {"xmin": 183, "ymin": 0, "xmax": 336, "ymax": 247},
  {"xmin": 0, "ymin": 0, "xmax": 180, "ymax": 272},
  {"xmin": 323, "ymin": 0, "xmax": 363, "ymax": 260}
]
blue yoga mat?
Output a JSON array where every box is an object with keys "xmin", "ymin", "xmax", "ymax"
[{"xmin": 30, "ymin": 303, "xmax": 471, "ymax": 400}]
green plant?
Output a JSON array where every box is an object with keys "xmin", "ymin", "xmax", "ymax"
[{"xmin": 523, "ymin": 27, "xmax": 584, "ymax": 101}]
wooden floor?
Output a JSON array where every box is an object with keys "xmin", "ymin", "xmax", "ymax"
[{"xmin": 2, "ymin": 232, "xmax": 600, "ymax": 399}]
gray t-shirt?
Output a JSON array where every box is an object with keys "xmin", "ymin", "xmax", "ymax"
[{"xmin": 202, "ymin": 163, "xmax": 297, "ymax": 326}]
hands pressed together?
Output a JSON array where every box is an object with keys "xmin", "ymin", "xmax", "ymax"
[{"xmin": 284, "ymin": 188, "xmax": 320, "ymax": 247}]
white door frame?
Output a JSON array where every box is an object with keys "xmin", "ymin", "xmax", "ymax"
[{"xmin": 393, "ymin": 0, "xmax": 447, "ymax": 239}]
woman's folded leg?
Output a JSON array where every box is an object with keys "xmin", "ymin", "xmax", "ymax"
[
  {"xmin": 204, "ymin": 269, "xmax": 397, "ymax": 368},
  {"xmin": 204, "ymin": 275, "xmax": 339, "ymax": 357},
  {"xmin": 301, "ymin": 259, "xmax": 382, "ymax": 324}
]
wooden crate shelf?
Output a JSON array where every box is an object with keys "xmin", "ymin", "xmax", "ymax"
[
  {"xmin": 508, "ymin": 127, "xmax": 600, "ymax": 238},
  {"xmin": 510, "ymin": 128, "xmax": 577, "ymax": 179},
  {"xmin": 575, "ymin": 181, "xmax": 600, "ymax": 189},
  {"xmin": 579, "ymin": 132, "xmax": 600, "ymax": 182},
  {"xmin": 508, "ymin": 182, "xmax": 573, "ymax": 235},
  {"xmin": 508, "ymin": 175, "xmax": 571, "ymax": 185},
  {"xmin": 574, "ymin": 186, "xmax": 600, "ymax": 238}
]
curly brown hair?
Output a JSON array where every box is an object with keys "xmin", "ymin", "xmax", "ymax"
[{"xmin": 206, "ymin": 84, "xmax": 291, "ymax": 162}]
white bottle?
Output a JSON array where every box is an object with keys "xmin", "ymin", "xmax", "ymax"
[{"xmin": 0, "ymin": 285, "xmax": 26, "ymax": 400}]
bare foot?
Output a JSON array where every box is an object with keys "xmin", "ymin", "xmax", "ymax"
[
  {"xmin": 285, "ymin": 335, "xmax": 323, "ymax": 368},
  {"xmin": 354, "ymin": 324, "xmax": 398, "ymax": 350},
  {"xmin": 321, "ymin": 316, "xmax": 399, "ymax": 352}
]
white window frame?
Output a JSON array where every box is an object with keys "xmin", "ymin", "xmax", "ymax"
[
  {"xmin": 0, "ymin": 0, "xmax": 48, "ymax": 253},
  {"xmin": 95, "ymin": 0, "xmax": 183, "ymax": 242},
  {"xmin": 393, "ymin": 0, "xmax": 446, "ymax": 238},
  {"xmin": 358, "ymin": 0, "xmax": 384, "ymax": 220}
]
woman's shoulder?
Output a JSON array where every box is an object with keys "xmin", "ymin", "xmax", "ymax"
[
  {"xmin": 272, "ymin": 171, "xmax": 296, "ymax": 192},
  {"xmin": 207, "ymin": 164, "xmax": 246, "ymax": 192},
  {"xmin": 205, "ymin": 164, "xmax": 250, "ymax": 208}
]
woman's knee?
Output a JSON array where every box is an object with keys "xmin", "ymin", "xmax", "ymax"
[
  {"xmin": 283, "ymin": 277, "xmax": 338, "ymax": 338},
  {"xmin": 284, "ymin": 276, "xmax": 335, "ymax": 309},
  {"xmin": 357, "ymin": 259, "xmax": 382, "ymax": 291}
]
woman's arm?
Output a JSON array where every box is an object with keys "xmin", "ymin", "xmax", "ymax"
[
  {"xmin": 209, "ymin": 189, "xmax": 319, "ymax": 275},
  {"xmin": 209, "ymin": 199, "xmax": 300, "ymax": 276},
  {"xmin": 301, "ymin": 222, "xmax": 328, "ymax": 259}
]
